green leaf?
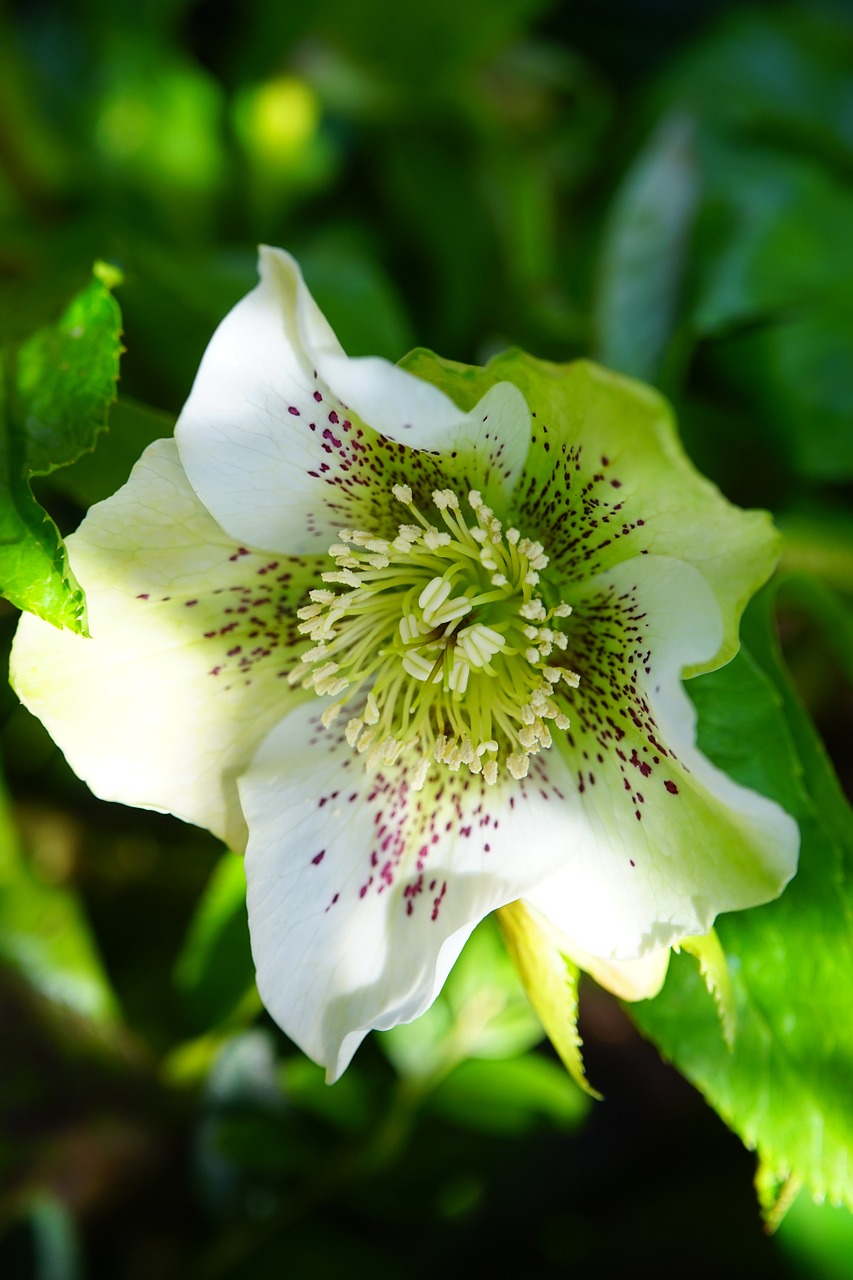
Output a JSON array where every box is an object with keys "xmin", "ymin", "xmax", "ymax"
[
  {"xmin": 595, "ymin": 113, "xmax": 699, "ymax": 381},
  {"xmin": 776, "ymin": 1190, "xmax": 853, "ymax": 1277},
  {"xmin": 0, "ymin": 775, "xmax": 117, "ymax": 1023},
  {"xmin": 0, "ymin": 266, "xmax": 123, "ymax": 631},
  {"xmin": 689, "ymin": 143, "xmax": 853, "ymax": 338},
  {"xmin": 0, "ymin": 387, "xmax": 88, "ymax": 632},
  {"xmin": 13, "ymin": 263, "xmax": 123, "ymax": 476},
  {"xmin": 52, "ymin": 395, "xmax": 175, "ymax": 509},
  {"xmin": 427, "ymin": 1053, "xmax": 588, "ymax": 1135},
  {"xmin": 632, "ymin": 589, "xmax": 853, "ymax": 1210},
  {"xmin": 660, "ymin": 8, "xmax": 853, "ymax": 171},
  {"xmin": 173, "ymin": 850, "xmax": 257, "ymax": 1030}
]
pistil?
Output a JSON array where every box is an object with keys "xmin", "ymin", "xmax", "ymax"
[{"xmin": 296, "ymin": 486, "xmax": 579, "ymax": 787}]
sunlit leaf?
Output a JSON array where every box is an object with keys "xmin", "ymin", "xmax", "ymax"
[
  {"xmin": 633, "ymin": 590, "xmax": 853, "ymax": 1211},
  {"xmin": 13, "ymin": 263, "xmax": 123, "ymax": 476},
  {"xmin": 0, "ymin": 266, "xmax": 122, "ymax": 631}
]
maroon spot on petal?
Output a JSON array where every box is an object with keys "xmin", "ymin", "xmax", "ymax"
[
  {"xmin": 312, "ymin": 850, "xmax": 325, "ymax": 865},
  {"xmin": 664, "ymin": 780, "xmax": 679, "ymax": 795},
  {"xmin": 136, "ymin": 593, "xmax": 150, "ymax": 600},
  {"xmin": 288, "ymin": 405, "xmax": 300, "ymax": 416}
]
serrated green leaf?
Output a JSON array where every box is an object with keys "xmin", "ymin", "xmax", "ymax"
[
  {"xmin": 0, "ymin": 266, "xmax": 123, "ymax": 631},
  {"xmin": 632, "ymin": 589, "xmax": 853, "ymax": 1211},
  {"xmin": 12, "ymin": 270, "xmax": 123, "ymax": 475},
  {"xmin": 0, "ymin": 370, "xmax": 88, "ymax": 632}
]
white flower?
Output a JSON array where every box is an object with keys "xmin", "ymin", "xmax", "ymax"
[{"xmin": 11, "ymin": 248, "xmax": 798, "ymax": 1079}]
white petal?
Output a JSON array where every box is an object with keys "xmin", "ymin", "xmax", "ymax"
[
  {"xmin": 10, "ymin": 439, "xmax": 316, "ymax": 851},
  {"xmin": 524, "ymin": 554, "xmax": 799, "ymax": 959},
  {"xmin": 175, "ymin": 247, "xmax": 530, "ymax": 555},
  {"xmin": 240, "ymin": 700, "xmax": 575, "ymax": 1079}
]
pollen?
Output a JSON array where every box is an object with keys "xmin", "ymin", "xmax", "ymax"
[{"xmin": 297, "ymin": 485, "xmax": 579, "ymax": 788}]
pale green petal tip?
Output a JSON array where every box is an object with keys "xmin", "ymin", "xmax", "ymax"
[
  {"xmin": 498, "ymin": 900, "xmax": 601, "ymax": 1101},
  {"xmin": 677, "ymin": 929, "xmax": 737, "ymax": 1049}
]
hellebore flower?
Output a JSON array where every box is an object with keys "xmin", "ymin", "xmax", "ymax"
[{"xmin": 11, "ymin": 248, "xmax": 798, "ymax": 1078}]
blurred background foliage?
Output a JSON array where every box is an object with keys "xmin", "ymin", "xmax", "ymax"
[{"xmin": 1, "ymin": 0, "xmax": 852, "ymax": 1275}]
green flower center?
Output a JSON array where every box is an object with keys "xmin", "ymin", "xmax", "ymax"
[{"xmin": 295, "ymin": 486, "xmax": 579, "ymax": 788}]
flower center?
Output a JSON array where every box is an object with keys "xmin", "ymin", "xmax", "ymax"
[{"xmin": 295, "ymin": 486, "xmax": 579, "ymax": 789}]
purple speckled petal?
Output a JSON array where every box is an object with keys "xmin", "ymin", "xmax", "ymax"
[
  {"xmin": 523, "ymin": 554, "xmax": 798, "ymax": 957},
  {"xmin": 241, "ymin": 699, "xmax": 577, "ymax": 1079}
]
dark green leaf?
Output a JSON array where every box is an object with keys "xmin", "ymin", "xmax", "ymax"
[
  {"xmin": 595, "ymin": 113, "xmax": 699, "ymax": 381},
  {"xmin": 0, "ymin": 775, "xmax": 117, "ymax": 1023},
  {"xmin": 174, "ymin": 851, "xmax": 256, "ymax": 1031}
]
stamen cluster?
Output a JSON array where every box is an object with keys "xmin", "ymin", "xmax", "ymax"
[{"xmin": 294, "ymin": 486, "xmax": 579, "ymax": 788}]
